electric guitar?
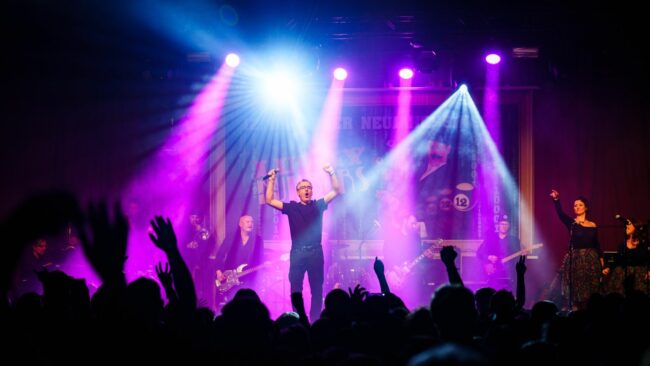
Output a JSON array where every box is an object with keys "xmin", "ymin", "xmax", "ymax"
[
  {"xmin": 386, "ymin": 239, "xmax": 443, "ymax": 290},
  {"xmin": 215, "ymin": 261, "xmax": 271, "ymax": 294},
  {"xmin": 484, "ymin": 243, "xmax": 544, "ymax": 275}
]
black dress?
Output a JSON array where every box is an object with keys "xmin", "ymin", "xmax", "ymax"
[
  {"xmin": 603, "ymin": 242, "xmax": 649, "ymax": 294},
  {"xmin": 553, "ymin": 200, "xmax": 602, "ymax": 305}
]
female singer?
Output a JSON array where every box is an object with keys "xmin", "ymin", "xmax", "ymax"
[
  {"xmin": 602, "ymin": 219, "xmax": 649, "ymax": 294},
  {"xmin": 550, "ymin": 189, "xmax": 603, "ymax": 310}
]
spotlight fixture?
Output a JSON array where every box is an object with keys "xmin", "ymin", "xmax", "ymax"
[
  {"xmin": 261, "ymin": 72, "xmax": 298, "ymax": 105},
  {"xmin": 333, "ymin": 67, "xmax": 348, "ymax": 81},
  {"xmin": 225, "ymin": 53, "xmax": 240, "ymax": 68},
  {"xmin": 399, "ymin": 68, "xmax": 414, "ymax": 80},
  {"xmin": 485, "ymin": 53, "xmax": 501, "ymax": 65}
]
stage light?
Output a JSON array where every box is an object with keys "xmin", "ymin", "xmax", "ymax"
[
  {"xmin": 225, "ymin": 53, "xmax": 240, "ymax": 68},
  {"xmin": 485, "ymin": 53, "xmax": 501, "ymax": 65},
  {"xmin": 333, "ymin": 67, "xmax": 348, "ymax": 81},
  {"xmin": 262, "ymin": 72, "xmax": 298, "ymax": 104},
  {"xmin": 399, "ymin": 68, "xmax": 414, "ymax": 80}
]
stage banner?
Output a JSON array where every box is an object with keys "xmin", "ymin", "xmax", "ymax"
[{"xmin": 222, "ymin": 99, "xmax": 520, "ymax": 243}]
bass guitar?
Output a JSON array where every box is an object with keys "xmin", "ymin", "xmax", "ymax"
[
  {"xmin": 386, "ymin": 239, "xmax": 443, "ymax": 290},
  {"xmin": 215, "ymin": 261, "xmax": 271, "ymax": 294}
]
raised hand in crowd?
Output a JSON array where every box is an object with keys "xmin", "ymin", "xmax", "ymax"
[
  {"xmin": 156, "ymin": 262, "xmax": 177, "ymax": 305},
  {"xmin": 440, "ymin": 245, "xmax": 457, "ymax": 266},
  {"xmin": 348, "ymin": 283, "xmax": 368, "ymax": 304},
  {"xmin": 373, "ymin": 256, "xmax": 385, "ymax": 274},
  {"xmin": 348, "ymin": 284, "xmax": 368, "ymax": 321},
  {"xmin": 373, "ymin": 256, "xmax": 391, "ymax": 295},
  {"xmin": 515, "ymin": 255, "xmax": 527, "ymax": 310},
  {"xmin": 440, "ymin": 245, "xmax": 463, "ymax": 287},
  {"xmin": 77, "ymin": 201, "xmax": 128, "ymax": 286},
  {"xmin": 149, "ymin": 216, "xmax": 178, "ymax": 253},
  {"xmin": 516, "ymin": 255, "xmax": 527, "ymax": 276},
  {"xmin": 149, "ymin": 216, "xmax": 196, "ymax": 311},
  {"xmin": 290, "ymin": 292, "xmax": 310, "ymax": 328}
]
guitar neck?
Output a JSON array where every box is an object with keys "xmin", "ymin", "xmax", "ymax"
[
  {"xmin": 501, "ymin": 251, "xmax": 523, "ymax": 264},
  {"xmin": 501, "ymin": 244, "xmax": 543, "ymax": 263},
  {"xmin": 406, "ymin": 253, "xmax": 426, "ymax": 271},
  {"xmin": 406, "ymin": 241, "xmax": 441, "ymax": 270}
]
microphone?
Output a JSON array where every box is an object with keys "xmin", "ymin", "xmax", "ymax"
[
  {"xmin": 615, "ymin": 214, "xmax": 631, "ymax": 224},
  {"xmin": 262, "ymin": 168, "xmax": 279, "ymax": 181}
]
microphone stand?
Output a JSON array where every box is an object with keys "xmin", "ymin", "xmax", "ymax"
[
  {"xmin": 353, "ymin": 220, "xmax": 378, "ymax": 286},
  {"xmin": 358, "ymin": 220, "xmax": 379, "ymax": 262}
]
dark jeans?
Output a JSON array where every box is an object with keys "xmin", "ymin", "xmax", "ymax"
[{"xmin": 289, "ymin": 245, "xmax": 324, "ymax": 321}]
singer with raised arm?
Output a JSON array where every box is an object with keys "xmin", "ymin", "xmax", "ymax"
[
  {"xmin": 265, "ymin": 165, "xmax": 342, "ymax": 322},
  {"xmin": 550, "ymin": 189, "xmax": 603, "ymax": 310}
]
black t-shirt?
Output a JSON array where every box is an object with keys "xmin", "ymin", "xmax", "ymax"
[
  {"xmin": 282, "ymin": 199, "xmax": 328, "ymax": 249},
  {"xmin": 611, "ymin": 242, "xmax": 649, "ymax": 268},
  {"xmin": 215, "ymin": 233, "xmax": 263, "ymax": 271},
  {"xmin": 231, "ymin": 237, "xmax": 255, "ymax": 268},
  {"xmin": 477, "ymin": 234, "xmax": 521, "ymax": 262}
]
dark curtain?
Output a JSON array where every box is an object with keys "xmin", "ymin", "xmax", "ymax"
[{"xmin": 533, "ymin": 84, "xmax": 650, "ymax": 273}]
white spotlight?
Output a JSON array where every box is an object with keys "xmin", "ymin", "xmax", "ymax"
[
  {"xmin": 225, "ymin": 53, "xmax": 240, "ymax": 68},
  {"xmin": 333, "ymin": 67, "xmax": 348, "ymax": 81},
  {"xmin": 262, "ymin": 72, "xmax": 299, "ymax": 104}
]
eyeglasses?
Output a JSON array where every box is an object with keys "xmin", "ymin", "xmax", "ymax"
[{"xmin": 297, "ymin": 185, "xmax": 312, "ymax": 190}]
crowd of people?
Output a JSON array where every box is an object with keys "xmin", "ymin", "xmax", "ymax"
[{"xmin": 2, "ymin": 191, "xmax": 650, "ymax": 366}]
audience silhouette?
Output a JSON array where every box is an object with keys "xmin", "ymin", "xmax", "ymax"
[{"xmin": 2, "ymin": 192, "xmax": 649, "ymax": 365}]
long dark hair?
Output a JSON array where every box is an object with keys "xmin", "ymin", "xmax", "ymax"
[{"xmin": 629, "ymin": 218, "xmax": 647, "ymax": 243}]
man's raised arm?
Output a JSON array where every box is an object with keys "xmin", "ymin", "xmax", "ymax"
[
  {"xmin": 323, "ymin": 164, "xmax": 342, "ymax": 204},
  {"xmin": 265, "ymin": 168, "xmax": 283, "ymax": 210}
]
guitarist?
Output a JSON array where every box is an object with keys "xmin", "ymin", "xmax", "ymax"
[
  {"xmin": 476, "ymin": 214, "xmax": 521, "ymax": 290},
  {"xmin": 213, "ymin": 215, "xmax": 264, "ymax": 309}
]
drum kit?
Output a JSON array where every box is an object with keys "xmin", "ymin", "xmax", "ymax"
[
  {"xmin": 325, "ymin": 260, "xmax": 376, "ymax": 291},
  {"xmin": 324, "ymin": 241, "xmax": 381, "ymax": 292}
]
